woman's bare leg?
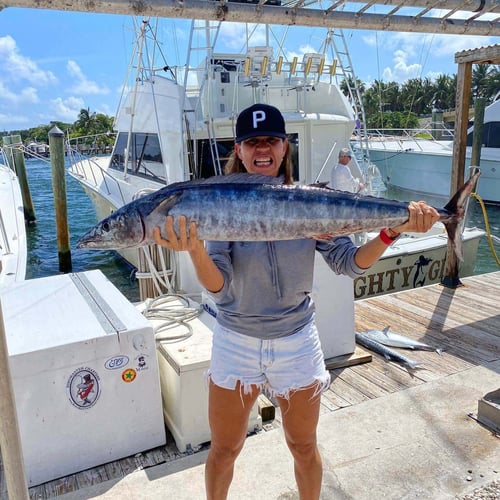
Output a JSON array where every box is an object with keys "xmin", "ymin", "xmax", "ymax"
[
  {"xmin": 205, "ymin": 381, "xmax": 260, "ymax": 500},
  {"xmin": 276, "ymin": 385, "xmax": 322, "ymax": 500}
]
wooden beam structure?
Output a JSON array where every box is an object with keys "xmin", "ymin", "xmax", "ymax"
[
  {"xmin": 0, "ymin": 0, "xmax": 499, "ymax": 36},
  {"xmin": 451, "ymin": 44, "xmax": 500, "ymax": 197}
]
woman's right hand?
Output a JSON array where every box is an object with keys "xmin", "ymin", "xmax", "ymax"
[{"xmin": 153, "ymin": 215, "xmax": 204, "ymax": 253}]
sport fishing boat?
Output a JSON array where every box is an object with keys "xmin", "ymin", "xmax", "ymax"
[
  {"xmin": 68, "ymin": 18, "xmax": 484, "ymax": 300},
  {"xmin": 363, "ymin": 96, "xmax": 500, "ymax": 204},
  {"xmin": 0, "ymin": 148, "xmax": 27, "ymax": 288}
]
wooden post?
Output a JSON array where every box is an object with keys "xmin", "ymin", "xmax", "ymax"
[
  {"xmin": 450, "ymin": 61, "xmax": 472, "ymax": 197},
  {"xmin": 0, "ymin": 300, "xmax": 30, "ymax": 500},
  {"xmin": 442, "ymin": 60, "xmax": 472, "ymax": 288},
  {"xmin": 49, "ymin": 126, "xmax": 72, "ymax": 273},
  {"xmin": 2, "ymin": 135, "xmax": 36, "ymax": 222},
  {"xmin": 11, "ymin": 135, "xmax": 36, "ymax": 223},
  {"xmin": 1, "ymin": 135, "xmax": 15, "ymax": 169},
  {"xmin": 470, "ymin": 97, "xmax": 486, "ymax": 168}
]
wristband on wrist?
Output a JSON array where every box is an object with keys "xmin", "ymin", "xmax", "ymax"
[{"xmin": 379, "ymin": 227, "xmax": 401, "ymax": 245}]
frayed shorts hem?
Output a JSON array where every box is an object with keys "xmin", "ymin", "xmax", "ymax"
[{"xmin": 205, "ymin": 319, "xmax": 331, "ymax": 402}]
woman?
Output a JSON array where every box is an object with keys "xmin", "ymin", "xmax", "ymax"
[{"xmin": 153, "ymin": 103, "xmax": 440, "ymax": 500}]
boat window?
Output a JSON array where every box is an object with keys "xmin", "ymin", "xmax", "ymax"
[
  {"xmin": 467, "ymin": 122, "xmax": 500, "ymax": 148},
  {"xmin": 111, "ymin": 133, "xmax": 163, "ymax": 173},
  {"xmin": 484, "ymin": 122, "xmax": 500, "ymax": 148}
]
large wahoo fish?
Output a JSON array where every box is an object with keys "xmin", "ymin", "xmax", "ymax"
[{"xmin": 77, "ymin": 171, "xmax": 480, "ymax": 260}]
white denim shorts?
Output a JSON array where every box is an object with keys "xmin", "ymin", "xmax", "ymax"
[{"xmin": 206, "ymin": 318, "xmax": 331, "ymax": 400}]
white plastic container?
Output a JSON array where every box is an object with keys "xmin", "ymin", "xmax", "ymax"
[
  {"xmin": 1, "ymin": 270, "xmax": 166, "ymax": 486},
  {"xmin": 154, "ymin": 304, "xmax": 262, "ymax": 453}
]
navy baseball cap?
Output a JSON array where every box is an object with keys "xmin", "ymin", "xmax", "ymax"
[{"xmin": 235, "ymin": 104, "xmax": 287, "ymax": 143}]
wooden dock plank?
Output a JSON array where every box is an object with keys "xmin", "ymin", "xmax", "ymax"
[{"xmin": 357, "ymin": 295, "xmax": 499, "ymax": 362}]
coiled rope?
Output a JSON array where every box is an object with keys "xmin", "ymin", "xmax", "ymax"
[{"xmin": 142, "ymin": 293, "xmax": 202, "ymax": 343}]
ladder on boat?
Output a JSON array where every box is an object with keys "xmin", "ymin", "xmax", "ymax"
[
  {"xmin": 183, "ymin": 20, "xmax": 225, "ymax": 178},
  {"xmin": 328, "ymin": 29, "xmax": 371, "ymax": 165}
]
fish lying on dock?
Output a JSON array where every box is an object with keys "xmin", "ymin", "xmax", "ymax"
[
  {"xmin": 77, "ymin": 170, "xmax": 480, "ymax": 260},
  {"xmin": 361, "ymin": 326, "xmax": 444, "ymax": 354},
  {"xmin": 355, "ymin": 332, "xmax": 422, "ymax": 371}
]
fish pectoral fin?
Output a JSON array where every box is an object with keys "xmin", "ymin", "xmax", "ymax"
[
  {"xmin": 382, "ymin": 326, "xmax": 391, "ymax": 336},
  {"xmin": 150, "ymin": 192, "xmax": 184, "ymax": 217}
]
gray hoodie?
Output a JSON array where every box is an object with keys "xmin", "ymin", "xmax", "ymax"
[{"xmin": 206, "ymin": 236, "xmax": 365, "ymax": 339}]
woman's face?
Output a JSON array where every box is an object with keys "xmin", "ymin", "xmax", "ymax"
[{"xmin": 235, "ymin": 136, "xmax": 288, "ymax": 177}]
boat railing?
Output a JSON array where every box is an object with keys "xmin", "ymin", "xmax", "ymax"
[
  {"xmin": 0, "ymin": 209, "xmax": 10, "ymax": 256},
  {"xmin": 67, "ymin": 137, "xmax": 128, "ymax": 207},
  {"xmin": 361, "ymin": 127, "xmax": 455, "ymax": 152}
]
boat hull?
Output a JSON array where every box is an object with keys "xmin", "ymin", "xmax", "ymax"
[
  {"xmin": 0, "ymin": 163, "xmax": 27, "ymax": 287},
  {"xmin": 353, "ymin": 227, "xmax": 482, "ymax": 300},
  {"xmin": 367, "ymin": 143, "xmax": 500, "ymax": 204}
]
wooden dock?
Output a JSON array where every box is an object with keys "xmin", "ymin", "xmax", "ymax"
[{"xmin": 4, "ymin": 272, "xmax": 499, "ymax": 499}]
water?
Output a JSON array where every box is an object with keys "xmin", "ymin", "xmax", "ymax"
[
  {"xmin": 385, "ymin": 185, "xmax": 500, "ymax": 276},
  {"xmin": 24, "ymin": 159, "xmax": 499, "ymax": 301},
  {"xmin": 25, "ymin": 158, "xmax": 141, "ymax": 302}
]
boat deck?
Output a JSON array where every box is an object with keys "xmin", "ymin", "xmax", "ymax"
[{"xmin": 3, "ymin": 272, "xmax": 499, "ymax": 499}]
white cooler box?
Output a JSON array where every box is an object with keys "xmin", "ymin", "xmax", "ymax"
[
  {"xmin": 1, "ymin": 270, "xmax": 166, "ymax": 486},
  {"xmin": 154, "ymin": 307, "xmax": 262, "ymax": 453}
]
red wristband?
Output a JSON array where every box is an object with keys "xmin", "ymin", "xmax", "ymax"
[{"xmin": 379, "ymin": 228, "xmax": 399, "ymax": 245}]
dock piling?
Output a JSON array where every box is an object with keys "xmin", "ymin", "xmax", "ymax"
[
  {"xmin": 2, "ymin": 135, "xmax": 36, "ymax": 223},
  {"xmin": 49, "ymin": 126, "xmax": 72, "ymax": 273}
]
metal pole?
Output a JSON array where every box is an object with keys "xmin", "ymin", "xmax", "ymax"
[
  {"xmin": 49, "ymin": 125, "xmax": 72, "ymax": 273},
  {"xmin": 0, "ymin": 299, "xmax": 30, "ymax": 500}
]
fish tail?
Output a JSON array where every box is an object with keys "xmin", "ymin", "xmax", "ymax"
[
  {"xmin": 403, "ymin": 358, "xmax": 422, "ymax": 371},
  {"xmin": 441, "ymin": 168, "xmax": 481, "ymax": 262}
]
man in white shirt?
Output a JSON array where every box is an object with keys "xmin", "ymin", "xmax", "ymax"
[{"xmin": 330, "ymin": 148, "xmax": 365, "ymax": 193}]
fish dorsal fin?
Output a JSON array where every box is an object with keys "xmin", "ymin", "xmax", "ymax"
[
  {"xmin": 169, "ymin": 173, "xmax": 284, "ymax": 190},
  {"xmin": 382, "ymin": 326, "xmax": 391, "ymax": 336}
]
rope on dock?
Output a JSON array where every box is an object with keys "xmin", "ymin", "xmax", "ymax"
[
  {"xmin": 471, "ymin": 192, "xmax": 500, "ymax": 267},
  {"xmin": 141, "ymin": 293, "xmax": 202, "ymax": 342}
]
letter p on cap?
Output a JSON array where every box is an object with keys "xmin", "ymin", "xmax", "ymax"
[{"xmin": 252, "ymin": 110, "xmax": 266, "ymax": 129}]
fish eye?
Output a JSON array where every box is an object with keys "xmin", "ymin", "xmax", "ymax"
[{"xmin": 102, "ymin": 222, "xmax": 110, "ymax": 232}]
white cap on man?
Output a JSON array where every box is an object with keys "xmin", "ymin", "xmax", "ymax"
[{"xmin": 338, "ymin": 148, "xmax": 352, "ymax": 158}]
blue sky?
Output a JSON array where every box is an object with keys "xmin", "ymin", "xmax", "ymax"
[{"xmin": 0, "ymin": 7, "xmax": 498, "ymax": 131}]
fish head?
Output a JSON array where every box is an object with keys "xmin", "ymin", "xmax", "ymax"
[{"xmin": 76, "ymin": 207, "xmax": 145, "ymax": 250}]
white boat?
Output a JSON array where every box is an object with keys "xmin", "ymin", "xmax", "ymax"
[
  {"xmin": 0, "ymin": 149, "xmax": 27, "ymax": 288},
  {"xmin": 363, "ymin": 97, "xmax": 500, "ymax": 204},
  {"xmin": 68, "ymin": 18, "xmax": 484, "ymax": 300}
]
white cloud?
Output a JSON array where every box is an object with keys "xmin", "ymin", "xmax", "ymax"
[
  {"xmin": 50, "ymin": 96, "xmax": 85, "ymax": 122},
  {"xmin": 362, "ymin": 31, "xmax": 495, "ymax": 83},
  {"xmin": 382, "ymin": 49, "xmax": 422, "ymax": 82},
  {"xmin": 0, "ymin": 35, "xmax": 57, "ymax": 86},
  {"xmin": 0, "ymin": 81, "xmax": 39, "ymax": 104},
  {"xmin": 67, "ymin": 60, "xmax": 110, "ymax": 95},
  {"xmin": 426, "ymin": 34, "xmax": 494, "ymax": 58},
  {"xmin": 219, "ymin": 23, "xmax": 267, "ymax": 52},
  {"xmin": 0, "ymin": 111, "xmax": 30, "ymax": 127}
]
